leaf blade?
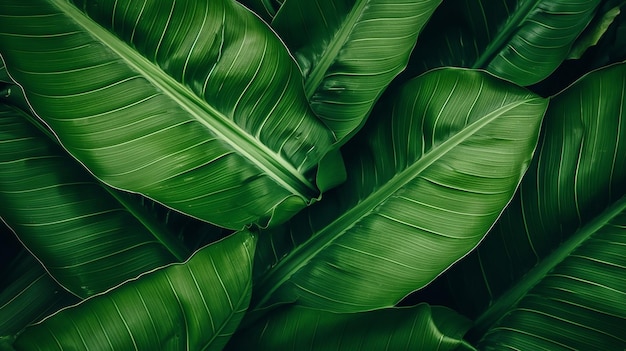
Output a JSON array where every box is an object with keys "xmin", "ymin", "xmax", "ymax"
[
  {"xmin": 13, "ymin": 231, "xmax": 256, "ymax": 351},
  {"xmin": 0, "ymin": 0, "xmax": 336, "ymax": 229},
  {"xmin": 272, "ymin": 0, "xmax": 442, "ymax": 140},
  {"xmin": 252, "ymin": 68, "xmax": 547, "ymax": 312}
]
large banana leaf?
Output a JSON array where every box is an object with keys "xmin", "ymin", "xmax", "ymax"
[
  {"xmin": 0, "ymin": 0, "xmax": 337, "ymax": 230},
  {"xmin": 0, "ymin": 103, "xmax": 188, "ymax": 297},
  {"xmin": 250, "ymin": 68, "xmax": 547, "ymax": 312},
  {"xmin": 272, "ymin": 0, "xmax": 441, "ymax": 140},
  {"xmin": 406, "ymin": 0, "xmax": 601, "ymax": 86},
  {"xmin": 439, "ymin": 62, "xmax": 626, "ymax": 322},
  {"xmin": 477, "ymin": 196, "xmax": 626, "ymax": 350},
  {"xmin": 0, "ymin": 251, "xmax": 78, "ymax": 338},
  {"xmin": 227, "ymin": 304, "xmax": 475, "ymax": 350},
  {"xmin": 13, "ymin": 230, "xmax": 256, "ymax": 351}
]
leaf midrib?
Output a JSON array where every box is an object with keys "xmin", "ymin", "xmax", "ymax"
[
  {"xmin": 52, "ymin": 0, "xmax": 316, "ymax": 199},
  {"xmin": 253, "ymin": 97, "xmax": 539, "ymax": 308},
  {"xmin": 471, "ymin": 0, "xmax": 539, "ymax": 69},
  {"xmin": 302, "ymin": 0, "xmax": 369, "ymax": 98},
  {"xmin": 471, "ymin": 194, "xmax": 626, "ymax": 337}
]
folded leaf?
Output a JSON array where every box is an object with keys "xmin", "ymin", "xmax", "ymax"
[
  {"xmin": 0, "ymin": 104, "xmax": 187, "ymax": 297},
  {"xmin": 439, "ymin": 62, "xmax": 626, "ymax": 322},
  {"xmin": 407, "ymin": 0, "xmax": 601, "ymax": 86},
  {"xmin": 0, "ymin": 0, "xmax": 337, "ymax": 229},
  {"xmin": 251, "ymin": 68, "xmax": 547, "ymax": 312},
  {"xmin": 228, "ymin": 304, "xmax": 475, "ymax": 350},
  {"xmin": 13, "ymin": 230, "xmax": 256, "ymax": 351},
  {"xmin": 477, "ymin": 196, "xmax": 626, "ymax": 350},
  {"xmin": 272, "ymin": 0, "xmax": 441, "ymax": 140}
]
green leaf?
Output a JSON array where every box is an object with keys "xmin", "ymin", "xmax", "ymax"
[
  {"xmin": 0, "ymin": 103, "xmax": 188, "ymax": 297},
  {"xmin": 0, "ymin": 252, "xmax": 78, "ymax": 337},
  {"xmin": 568, "ymin": 4, "xmax": 623, "ymax": 59},
  {"xmin": 251, "ymin": 68, "xmax": 547, "ymax": 312},
  {"xmin": 407, "ymin": 0, "xmax": 601, "ymax": 86},
  {"xmin": 433, "ymin": 62, "xmax": 626, "ymax": 347},
  {"xmin": 272, "ymin": 0, "xmax": 442, "ymax": 140},
  {"xmin": 237, "ymin": 0, "xmax": 281, "ymax": 22},
  {"xmin": 0, "ymin": 0, "xmax": 337, "ymax": 230},
  {"xmin": 13, "ymin": 230, "xmax": 256, "ymax": 351},
  {"xmin": 477, "ymin": 196, "xmax": 626, "ymax": 350},
  {"xmin": 228, "ymin": 304, "xmax": 476, "ymax": 350}
]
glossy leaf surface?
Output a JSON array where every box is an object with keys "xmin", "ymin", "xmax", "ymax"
[
  {"xmin": 0, "ymin": 104, "xmax": 185, "ymax": 297},
  {"xmin": 228, "ymin": 304, "xmax": 475, "ymax": 350},
  {"xmin": 0, "ymin": 0, "xmax": 336, "ymax": 229},
  {"xmin": 408, "ymin": 0, "xmax": 601, "ymax": 86},
  {"xmin": 273, "ymin": 0, "xmax": 442, "ymax": 140},
  {"xmin": 13, "ymin": 231, "xmax": 256, "ymax": 351},
  {"xmin": 251, "ymin": 68, "xmax": 547, "ymax": 312}
]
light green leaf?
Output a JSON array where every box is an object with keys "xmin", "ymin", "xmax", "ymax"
[
  {"xmin": 0, "ymin": 103, "xmax": 187, "ymax": 297},
  {"xmin": 0, "ymin": 252, "xmax": 78, "ymax": 337},
  {"xmin": 434, "ymin": 62, "xmax": 626, "ymax": 349},
  {"xmin": 251, "ymin": 68, "xmax": 547, "ymax": 312},
  {"xmin": 13, "ymin": 230, "xmax": 256, "ymax": 351},
  {"xmin": 272, "ymin": 0, "xmax": 442, "ymax": 140},
  {"xmin": 407, "ymin": 0, "xmax": 601, "ymax": 86},
  {"xmin": 0, "ymin": 0, "xmax": 337, "ymax": 230},
  {"xmin": 228, "ymin": 304, "xmax": 476, "ymax": 350}
]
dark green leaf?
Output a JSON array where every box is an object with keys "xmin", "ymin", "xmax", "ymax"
[
  {"xmin": 251, "ymin": 68, "xmax": 547, "ymax": 312},
  {"xmin": 273, "ymin": 0, "xmax": 442, "ymax": 140},
  {"xmin": 406, "ymin": 0, "xmax": 601, "ymax": 86},
  {"xmin": 13, "ymin": 231, "xmax": 256, "ymax": 351},
  {"xmin": 439, "ymin": 62, "xmax": 626, "ymax": 324},
  {"xmin": 228, "ymin": 304, "xmax": 476, "ymax": 350},
  {"xmin": 478, "ymin": 196, "xmax": 626, "ymax": 350},
  {"xmin": 0, "ymin": 0, "xmax": 337, "ymax": 229},
  {"xmin": 0, "ymin": 252, "xmax": 78, "ymax": 337}
]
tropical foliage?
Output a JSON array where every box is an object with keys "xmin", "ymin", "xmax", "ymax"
[{"xmin": 1, "ymin": 0, "xmax": 625, "ymax": 350}]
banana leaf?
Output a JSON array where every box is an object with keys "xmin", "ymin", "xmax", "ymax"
[
  {"xmin": 13, "ymin": 230, "xmax": 256, "ymax": 351},
  {"xmin": 250, "ymin": 68, "xmax": 547, "ymax": 312},
  {"xmin": 406, "ymin": 0, "xmax": 601, "ymax": 86},
  {"xmin": 0, "ymin": 251, "xmax": 78, "ymax": 337},
  {"xmin": 0, "ymin": 103, "xmax": 188, "ymax": 297},
  {"xmin": 430, "ymin": 62, "xmax": 626, "ymax": 349},
  {"xmin": 272, "ymin": 0, "xmax": 442, "ymax": 141},
  {"xmin": 439, "ymin": 61, "xmax": 626, "ymax": 319},
  {"xmin": 227, "ymin": 304, "xmax": 475, "ymax": 350},
  {"xmin": 477, "ymin": 196, "xmax": 626, "ymax": 350},
  {"xmin": 0, "ymin": 0, "xmax": 337, "ymax": 230}
]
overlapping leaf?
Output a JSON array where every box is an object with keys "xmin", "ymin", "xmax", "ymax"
[
  {"xmin": 13, "ymin": 231, "xmax": 256, "ymax": 351},
  {"xmin": 0, "ymin": 251, "xmax": 78, "ymax": 337},
  {"xmin": 406, "ymin": 0, "xmax": 601, "ymax": 86},
  {"xmin": 477, "ymin": 196, "xmax": 626, "ymax": 350},
  {"xmin": 272, "ymin": 0, "xmax": 442, "ymax": 140},
  {"xmin": 0, "ymin": 104, "xmax": 187, "ymax": 297},
  {"xmin": 228, "ymin": 304, "xmax": 475, "ymax": 350},
  {"xmin": 439, "ymin": 62, "xmax": 626, "ymax": 323},
  {"xmin": 0, "ymin": 0, "xmax": 337, "ymax": 230},
  {"xmin": 251, "ymin": 68, "xmax": 547, "ymax": 312}
]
